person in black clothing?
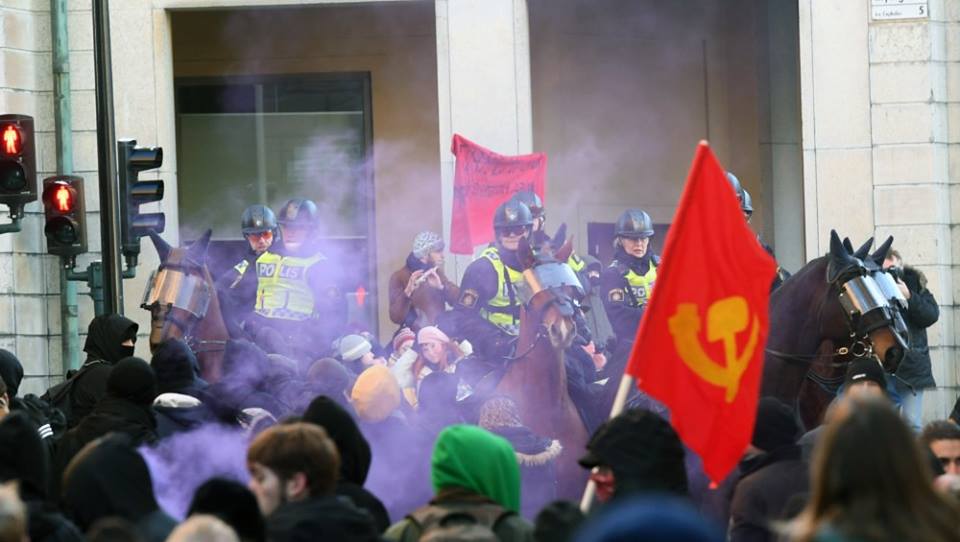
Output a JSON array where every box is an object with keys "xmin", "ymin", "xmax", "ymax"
[
  {"xmin": 218, "ymin": 204, "xmax": 279, "ymax": 339},
  {"xmin": 579, "ymin": 408, "xmax": 687, "ymax": 507},
  {"xmin": 446, "ymin": 199, "xmax": 535, "ymax": 363},
  {"xmin": 62, "ymin": 434, "xmax": 177, "ymax": 542},
  {"xmin": 150, "ymin": 339, "xmax": 218, "ymax": 438},
  {"xmin": 188, "ymin": 478, "xmax": 266, "ymax": 542},
  {"xmin": 45, "ymin": 313, "xmax": 138, "ymax": 428},
  {"xmin": 599, "ymin": 209, "xmax": 659, "ymax": 353},
  {"xmin": 0, "ymin": 350, "xmax": 67, "ymax": 456},
  {"xmin": 0, "ymin": 411, "xmax": 84, "ymax": 542},
  {"xmin": 883, "ymin": 249, "xmax": 940, "ymax": 432},
  {"xmin": 728, "ymin": 398, "xmax": 809, "ymax": 542},
  {"xmin": 55, "ymin": 357, "xmax": 159, "ymax": 484},
  {"xmin": 301, "ymin": 395, "xmax": 390, "ymax": 532},
  {"xmin": 246, "ymin": 422, "xmax": 379, "ymax": 542}
]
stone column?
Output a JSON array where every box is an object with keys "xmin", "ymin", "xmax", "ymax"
[
  {"xmin": 435, "ymin": 0, "xmax": 532, "ymax": 278},
  {"xmin": 869, "ymin": 1, "xmax": 955, "ymax": 419},
  {"xmin": 799, "ymin": 0, "xmax": 876, "ymax": 255},
  {"xmin": 800, "ymin": 0, "xmax": 958, "ymax": 419}
]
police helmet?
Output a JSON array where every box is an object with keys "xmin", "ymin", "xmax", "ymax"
[
  {"xmin": 742, "ymin": 188, "xmax": 753, "ymax": 218},
  {"xmin": 726, "ymin": 171, "xmax": 746, "ymax": 208},
  {"xmin": 614, "ymin": 209, "xmax": 654, "ymax": 239},
  {"xmin": 493, "ymin": 200, "xmax": 534, "ymax": 230},
  {"xmin": 241, "ymin": 204, "xmax": 278, "ymax": 236},
  {"xmin": 277, "ymin": 198, "xmax": 319, "ymax": 228},
  {"xmin": 510, "ymin": 190, "xmax": 544, "ymax": 220}
]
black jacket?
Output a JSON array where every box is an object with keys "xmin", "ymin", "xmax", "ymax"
[
  {"xmin": 0, "ymin": 412, "xmax": 84, "ymax": 542},
  {"xmin": 599, "ymin": 248, "xmax": 658, "ymax": 344},
  {"xmin": 62, "ymin": 434, "xmax": 176, "ymax": 542},
  {"xmin": 728, "ymin": 445, "xmax": 809, "ymax": 542},
  {"xmin": 266, "ymin": 495, "xmax": 379, "ymax": 542},
  {"xmin": 53, "ymin": 314, "xmax": 139, "ymax": 427},
  {"xmin": 55, "ymin": 396, "xmax": 158, "ymax": 484},
  {"xmin": 302, "ymin": 396, "xmax": 390, "ymax": 532},
  {"xmin": 447, "ymin": 243, "xmax": 523, "ymax": 361},
  {"xmin": 894, "ymin": 266, "xmax": 939, "ymax": 388}
]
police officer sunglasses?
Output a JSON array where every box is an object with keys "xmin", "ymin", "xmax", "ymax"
[
  {"xmin": 245, "ymin": 230, "xmax": 274, "ymax": 241},
  {"xmin": 500, "ymin": 226, "xmax": 528, "ymax": 237}
]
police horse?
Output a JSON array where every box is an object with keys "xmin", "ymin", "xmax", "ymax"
[
  {"xmin": 141, "ymin": 231, "xmax": 230, "ymax": 382},
  {"xmin": 762, "ymin": 231, "xmax": 909, "ymax": 429},
  {"xmin": 486, "ymin": 234, "xmax": 591, "ymax": 500}
]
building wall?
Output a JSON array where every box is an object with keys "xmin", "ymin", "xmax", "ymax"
[
  {"xmin": 528, "ymin": 0, "xmax": 794, "ymax": 266},
  {"xmin": 799, "ymin": 0, "xmax": 959, "ymax": 419},
  {"xmin": 0, "ymin": 1, "xmax": 69, "ymax": 395}
]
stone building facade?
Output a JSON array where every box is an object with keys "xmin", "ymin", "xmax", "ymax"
[{"xmin": 0, "ymin": 0, "xmax": 956, "ymax": 422}]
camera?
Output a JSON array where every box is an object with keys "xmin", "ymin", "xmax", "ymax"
[{"xmin": 887, "ymin": 266, "xmax": 904, "ymax": 281}]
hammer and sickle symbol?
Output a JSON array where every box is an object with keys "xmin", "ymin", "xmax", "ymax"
[{"xmin": 667, "ymin": 296, "xmax": 760, "ymax": 403}]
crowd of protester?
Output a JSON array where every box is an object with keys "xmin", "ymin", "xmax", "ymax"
[{"xmin": 0, "ymin": 310, "xmax": 958, "ymax": 542}]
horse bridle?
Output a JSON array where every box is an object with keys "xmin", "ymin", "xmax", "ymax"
[
  {"xmin": 502, "ymin": 287, "xmax": 576, "ymax": 362},
  {"xmin": 141, "ymin": 265, "xmax": 227, "ymax": 354},
  {"xmin": 765, "ymin": 265, "xmax": 907, "ymax": 368}
]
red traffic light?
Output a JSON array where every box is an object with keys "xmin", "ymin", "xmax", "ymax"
[
  {"xmin": 0, "ymin": 124, "xmax": 22, "ymax": 157},
  {"xmin": 42, "ymin": 180, "xmax": 77, "ymax": 215},
  {"xmin": 54, "ymin": 184, "xmax": 72, "ymax": 212}
]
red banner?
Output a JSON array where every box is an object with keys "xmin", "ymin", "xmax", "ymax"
[
  {"xmin": 449, "ymin": 134, "xmax": 546, "ymax": 255},
  {"xmin": 626, "ymin": 142, "xmax": 777, "ymax": 484}
]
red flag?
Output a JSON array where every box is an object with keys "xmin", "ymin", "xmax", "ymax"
[
  {"xmin": 626, "ymin": 142, "xmax": 777, "ymax": 484},
  {"xmin": 450, "ymin": 135, "xmax": 546, "ymax": 254}
]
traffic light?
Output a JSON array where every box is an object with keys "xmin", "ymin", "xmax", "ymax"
[
  {"xmin": 42, "ymin": 175, "xmax": 87, "ymax": 257},
  {"xmin": 0, "ymin": 114, "xmax": 36, "ymax": 217},
  {"xmin": 117, "ymin": 139, "xmax": 164, "ymax": 261}
]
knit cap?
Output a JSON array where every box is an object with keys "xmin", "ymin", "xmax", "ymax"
[
  {"xmin": 339, "ymin": 334, "xmax": 372, "ymax": 362},
  {"xmin": 417, "ymin": 326, "xmax": 450, "ymax": 346},
  {"xmin": 412, "ymin": 232, "xmax": 444, "ymax": 259}
]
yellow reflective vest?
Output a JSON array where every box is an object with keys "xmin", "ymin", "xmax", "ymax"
[
  {"xmin": 617, "ymin": 260, "xmax": 658, "ymax": 307},
  {"xmin": 478, "ymin": 246, "xmax": 525, "ymax": 330},
  {"xmin": 254, "ymin": 251, "xmax": 326, "ymax": 320},
  {"xmin": 567, "ymin": 253, "xmax": 586, "ymax": 273}
]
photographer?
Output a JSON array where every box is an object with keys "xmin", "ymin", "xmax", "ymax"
[{"xmin": 884, "ymin": 249, "xmax": 940, "ymax": 432}]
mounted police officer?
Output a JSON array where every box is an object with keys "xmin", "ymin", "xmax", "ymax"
[
  {"xmin": 217, "ymin": 205, "xmax": 279, "ymax": 338},
  {"xmin": 510, "ymin": 190, "xmax": 586, "ymax": 273},
  {"xmin": 247, "ymin": 198, "xmax": 346, "ymax": 362},
  {"xmin": 449, "ymin": 199, "xmax": 534, "ymax": 362},
  {"xmin": 600, "ymin": 209, "xmax": 659, "ymax": 349},
  {"xmin": 727, "ymin": 172, "xmax": 791, "ymax": 289}
]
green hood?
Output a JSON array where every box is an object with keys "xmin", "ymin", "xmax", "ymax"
[{"xmin": 431, "ymin": 424, "xmax": 521, "ymax": 512}]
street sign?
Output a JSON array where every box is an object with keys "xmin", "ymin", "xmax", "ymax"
[{"xmin": 871, "ymin": 0, "xmax": 928, "ymax": 21}]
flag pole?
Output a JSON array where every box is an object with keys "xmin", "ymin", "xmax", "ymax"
[{"xmin": 579, "ymin": 373, "xmax": 635, "ymax": 512}]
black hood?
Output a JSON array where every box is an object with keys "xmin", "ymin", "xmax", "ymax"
[
  {"xmin": 0, "ymin": 411, "xmax": 49, "ymax": 500},
  {"xmin": 150, "ymin": 338, "xmax": 204, "ymax": 395},
  {"xmin": 267, "ymin": 496, "xmax": 378, "ymax": 542},
  {"xmin": 188, "ymin": 477, "xmax": 266, "ymax": 542},
  {"xmin": 0, "ymin": 349, "xmax": 23, "ymax": 397},
  {"xmin": 84, "ymin": 314, "xmax": 139, "ymax": 364},
  {"xmin": 303, "ymin": 396, "xmax": 372, "ymax": 486},
  {"xmin": 107, "ymin": 357, "xmax": 158, "ymax": 407},
  {"xmin": 62, "ymin": 434, "xmax": 161, "ymax": 532}
]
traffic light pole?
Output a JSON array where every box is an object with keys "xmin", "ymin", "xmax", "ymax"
[
  {"xmin": 92, "ymin": 0, "xmax": 123, "ymax": 314},
  {"xmin": 66, "ymin": 261, "xmax": 135, "ymax": 317}
]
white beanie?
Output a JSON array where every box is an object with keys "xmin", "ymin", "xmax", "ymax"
[{"xmin": 412, "ymin": 231, "xmax": 444, "ymax": 259}]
